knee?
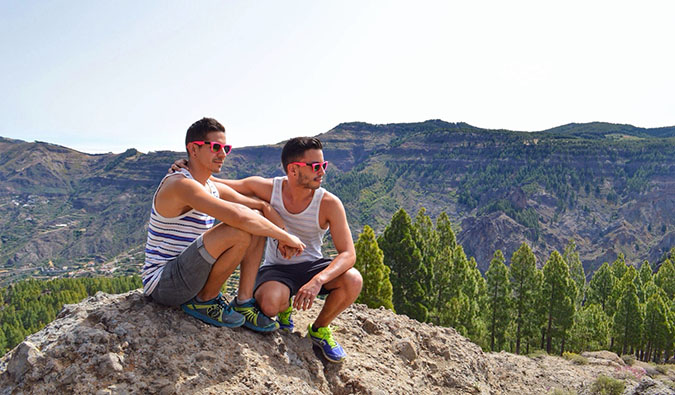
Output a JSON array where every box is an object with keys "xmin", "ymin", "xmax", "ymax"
[
  {"xmin": 230, "ymin": 227, "xmax": 252, "ymax": 248},
  {"xmin": 344, "ymin": 268, "xmax": 363, "ymax": 294},
  {"xmin": 256, "ymin": 293, "xmax": 284, "ymax": 317}
]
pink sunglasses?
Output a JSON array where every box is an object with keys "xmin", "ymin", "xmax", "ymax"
[
  {"xmin": 189, "ymin": 141, "xmax": 233, "ymax": 155},
  {"xmin": 290, "ymin": 161, "xmax": 328, "ymax": 172}
]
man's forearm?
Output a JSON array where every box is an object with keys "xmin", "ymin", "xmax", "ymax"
[{"xmin": 312, "ymin": 252, "xmax": 356, "ymax": 286}]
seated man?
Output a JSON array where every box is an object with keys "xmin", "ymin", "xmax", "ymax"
[
  {"xmin": 215, "ymin": 137, "xmax": 362, "ymax": 362},
  {"xmin": 142, "ymin": 117, "xmax": 304, "ymax": 333}
]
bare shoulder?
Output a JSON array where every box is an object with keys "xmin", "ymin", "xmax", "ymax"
[
  {"xmin": 162, "ymin": 173, "xmax": 199, "ymax": 191},
  {"xmin": 320, "ymin": 190, "xmax": 343, "ymax": 209},
  {"xmin": 319, "ymin": 190, "xmax": 347, "ymax": 225}
]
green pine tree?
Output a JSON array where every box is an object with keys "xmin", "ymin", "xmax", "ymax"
[
  {"xmin": 435, "ymin": 212, "xmax": 457, "ymax": 251},
  {"xmin": 637, "ymin": 261, "xmax": 654, "ymax": 303},
  {"xmin": 563, "ymin": 239, "xmax": 586, "ymax": 307},
  {"xmin": 655, "ymin": 258, "xmax": 675, "ymax": 300},
  {"xmin": 379, "ymin": 209, "xmax": 428, "ymax": 322},
  {"xmin": 568, "ymin": 303, "xmax": 610, "ymax": 352},
  {"xmin": 542, "ymin": 250, "xmax": 577, "ymax": 355},
  {"xmin": 509, "ymin": 243, "xmax": 542, "ymax": 354},
  {"xmin": 354, "ymin": 225, "xmax": 394, "ymax": 311},
  {"xmin": 643, "ymin": 291, "xmax": 671, "ymax": 362},
  {"xmin": 466, "ymin": 257, "xmax": 488, "ymax": 348},
  {"xmin": 613, "ymin": 268, "xmax": 644, "ymax": 355},
  {"xmin": 610, "ymin": 253, "xmax": 628, "ymax": 283},
  {"xmin": 486, "ymin": 250, "xmax": 512, "ymax": 351},
  {"xmin": 587, "ymin": 262, "xmax": 615, "ymax": 313}
]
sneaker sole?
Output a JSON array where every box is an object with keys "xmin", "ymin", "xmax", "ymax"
[
  {"xmin": 181, "ymin": 304, "xmax": 245, "ymax": 328},
  {"xmin": 310, "ymin": 338, "xmax": 346, "ymax": 363},
  {"xmin": 277, "ymin": 319, "xmax": 294, "ymax": 332},
  {"xmin": 242, "ymin": 320, "xmax": 279, "ymax": 333}
]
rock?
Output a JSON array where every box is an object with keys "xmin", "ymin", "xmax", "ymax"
[
  {"xmin": 395, "ymin": 339, "xmax": 417, "ymax": 362},
  {"xmin": 6, "ymin": 341, "xmax": 43, "ymax": 383},
  {"xmin": 362, "ymin": 318, "xmax": 381, "ymax": 334},
  {"xmin": 98, "ymin": 352, "xmax": 124, "ymax": 374},
  {"xmin": 633, "ymin": 360, "xmax": 660, "ymax": 377},
  {"xmin": 581, "ymin": 350, "xmax": 625, "ymax": 366},
  {"xmin": 626, "ymin": 376, "xmax": 675, "ymax": 395}
]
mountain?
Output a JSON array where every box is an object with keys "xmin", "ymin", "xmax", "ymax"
[
  {"xmin": 1, "ymin": 120, "xmax": 674, "ymax": 284},
  {"xmin": 2, "ymin": 291, "xmax": 672, "ymax": 394}
]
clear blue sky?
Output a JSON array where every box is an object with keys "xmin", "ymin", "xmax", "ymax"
[{"xmin": 2, "ymin": 1, "xmax": 674, "ymax": 153}]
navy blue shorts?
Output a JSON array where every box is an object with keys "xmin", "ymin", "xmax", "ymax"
[{"xmin": 254, "ymin": 258, "xmax": 333, "ymax": 296}]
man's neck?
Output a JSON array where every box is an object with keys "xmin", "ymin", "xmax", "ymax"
[
  {"xmin": 186, "ymin": 163, "xmax": 211, "ymax": 185},
  {"xmin": 283, "ymin": 178, "xmax": 315, "ymax": 205}
]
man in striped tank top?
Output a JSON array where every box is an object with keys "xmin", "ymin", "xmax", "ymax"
[
  {"xmin": 143, "ymin": 118, "xmax": 305, "ymax": 333},
  {"xmin": 214, "ymin": 137, "xmax": 362, "ymax": 363}
]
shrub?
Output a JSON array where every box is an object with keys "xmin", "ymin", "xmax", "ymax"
[
  {"xmin": 528, "ymin": 349, "xmax": 548, "ymax": 359},
  {"xmin": 621, "ymin": 354, "xmax": 635, "ymax": 366},
  {"xmin": 590, "ymin": 376, "xmax": 624, "ymax": 395},
  {"xmin": 563, "ymin": 352, "xmax": 588, "ymax": 365}
]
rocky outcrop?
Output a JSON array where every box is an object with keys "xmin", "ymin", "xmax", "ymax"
[{"xmin": 3, "ymin": 291, "xmax": 674, "ymax": 394}]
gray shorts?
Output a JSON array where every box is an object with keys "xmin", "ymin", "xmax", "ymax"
[{"xmin": 149, "ymin": 235, "xmax": 216, "ymax": 306}]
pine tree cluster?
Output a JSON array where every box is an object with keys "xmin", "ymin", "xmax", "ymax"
[{"xmin": 356, "ymin": 207, "xmax": 675, "ymax": 362}]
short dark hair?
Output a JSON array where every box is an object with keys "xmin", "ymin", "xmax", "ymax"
[
  {"xmin": 281, "ymin": 137, "xmax": 323, "ymax": 174},
  {"xmin": 185, "ymin": 118, "xmax": 225, "ymax": 148}
]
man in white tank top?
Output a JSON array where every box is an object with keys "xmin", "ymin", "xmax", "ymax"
[
  {"xmin": 215, "ymin": 137, "xmax": 362, "ymax": 363},
  {"xmin": 145, "ymin": 118, "xmax": 305, "ymax": 333}
]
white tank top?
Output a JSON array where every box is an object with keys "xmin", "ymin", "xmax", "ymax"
[{"xmin": 262, "ymin": 176, "xmax": 328, "ymax": 266}]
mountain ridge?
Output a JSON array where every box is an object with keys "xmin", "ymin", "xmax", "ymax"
[{"xmin": 1, "ymin": 120, "xmax": 674, "ymax": 284}]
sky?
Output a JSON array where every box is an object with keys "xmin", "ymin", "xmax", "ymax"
[{"xmin": 1, "ymin": 1, "xmax": 674, "ymax": 154}]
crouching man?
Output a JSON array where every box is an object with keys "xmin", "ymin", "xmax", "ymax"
[
  {"xmin": 142, "ymin": 118, "xmax": 305, "ymax": 332},
  {"xmin": 216, "ymin": 137, "xmax": 362, "ymax": 362}
]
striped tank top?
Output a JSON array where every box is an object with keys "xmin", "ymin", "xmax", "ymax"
[
  {"xmin": 262, "ymin": 176, "xmax": 328, "ymax": 267},
  {"xmin": 142, "ymin": 169, "xmax": 219, "ymax": 295}
]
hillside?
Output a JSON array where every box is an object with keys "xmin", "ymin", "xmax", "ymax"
[
  {"xmin": 1, "ymin": 120, "xmax": 674, "ymax": 283},
  {"xmin": 1, "ymin": 291, "xmax": 673, "ymax": 394}
]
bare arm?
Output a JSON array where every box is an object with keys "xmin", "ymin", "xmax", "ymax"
[
  {"xmin": 210, "ymin": 176, "xmax": 274, "ymax": 202},
  {"xmin": 213, "ymin": 176, "xmax": 302, "ymax": 259},
  {"xmin": 170, "ymin": 159, "xmax": 273, "ymax": 202},
  {"xmin": 213, "ymin": 181, "xmax": 284, "ymax": 229},
  {"xmin": 162, "ymin": 176, "xmax": 304, "ymax": 252},
  {"xmin": 293, "ymin": 193, "xmax": 356, "ymax": 310}
]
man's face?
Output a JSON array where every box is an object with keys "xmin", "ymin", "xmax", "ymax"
[
  {"xmin": 191, "ymin": 131, "xmax": 228, "ymax": 173},
  {"xmin": 291, "ymin": 149, "xmax": 326, "ymax": 190}
]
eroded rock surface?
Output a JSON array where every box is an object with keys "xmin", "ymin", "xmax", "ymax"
[{"xmin": 1, "ymin": 291, "xmax": 673, "ymax": 394}]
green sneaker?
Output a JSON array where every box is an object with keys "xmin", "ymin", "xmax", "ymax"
[
  {"xmin": 181, "ymin": 294, "xmax": 244, "ymax": 328},
  {"xmin": 307, "ymin": 324, "xmax": 347, "ymax": 363},
  {"xmin": 230, "ymin": 298, "xmax": 279, "ymax": 333},
  {"xmin": 277, "ymin": 303, "xmax": 294, "ymax": 331}
]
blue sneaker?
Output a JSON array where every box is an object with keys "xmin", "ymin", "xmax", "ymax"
[
  {"xmin": 230, "ymin": 298, "xmax": 279, "ymax": 333},
  {"xmin": 181, "ymin": 294, "xmax": 244, "ymax": 328},
  {"xmin": 277, "ymin": 303, "xmax": 294, "ymax": 332},
  {"xmin": 307, "ymin": 324, "xmax": 347, "ymax": 363}
]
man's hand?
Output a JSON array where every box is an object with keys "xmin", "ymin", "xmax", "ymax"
[
  {"xmin": 277, "ymin": 241, "xmax": 301, "ymax": 259},
  {"xmin": 281, "ymin": 235, "xmax": 305, "ymax": 258},
  {"xmin": 168, "ymin": 158, "xmax": 189, "ymax": 173},
  {"xmin": 293, "ymin": 278, "xmax": 322, "ymax": 311}
]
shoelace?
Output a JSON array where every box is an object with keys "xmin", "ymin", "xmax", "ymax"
[
  {"xmin": 215, "ymin": 294, "xmax": 233, "ymax": 313},
  {"xmin": 316, "ymin": 327, "xmax": 338, "ymax": 348}
]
